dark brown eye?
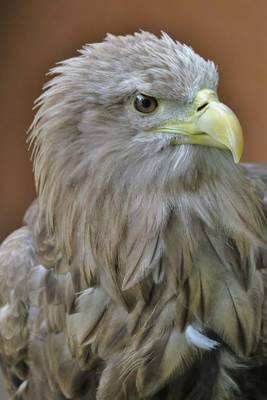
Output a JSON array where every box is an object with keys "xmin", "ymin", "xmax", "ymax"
[{"xmin": 134, "ymin": 94, "xmax": 158, "ymax": 114}]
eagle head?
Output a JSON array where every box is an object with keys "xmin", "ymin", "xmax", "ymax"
[
  {"xmin": 31, "ymin": 31, "xmax": 243, "ymax": 188},
  {"xmin": 30, "ymin": 32, "xmax": 256, "ymax": 259}
]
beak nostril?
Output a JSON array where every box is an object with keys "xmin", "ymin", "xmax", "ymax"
[{"xmin": 197, "ymin": 102, "xmax": 209, "ymax": 112}]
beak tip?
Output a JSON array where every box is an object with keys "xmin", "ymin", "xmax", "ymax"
[
  {"xmin": 232, "ymin": 136, "xmax": 244, "ymax": 164},
  {"xmin": 197, "ymin": 100, "xmax": 244, "ymax": 165}
]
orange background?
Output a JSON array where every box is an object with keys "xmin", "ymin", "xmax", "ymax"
[{"xmin": 1, "ymin": 0, "xmax": 267, "ymax": 242}]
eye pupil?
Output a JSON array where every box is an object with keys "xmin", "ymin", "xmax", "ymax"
[
  {"xmin": 142, "ymin": 98, "xmax": 151, "ymax": 108},
  {"xmin": 134, "ymin": 94, "xmax": 158, "ymax": 113}
]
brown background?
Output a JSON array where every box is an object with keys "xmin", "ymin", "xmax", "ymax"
[{"xmin": 0, "ymin": 0, "xmax": 267, "ymax": 243}]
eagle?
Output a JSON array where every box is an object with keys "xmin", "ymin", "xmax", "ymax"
[{"xmin": 0, "ymin": 31, "xmax": 267, "ymax": 400}]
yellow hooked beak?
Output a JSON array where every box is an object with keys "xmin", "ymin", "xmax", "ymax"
[{"xmin": 152, "ymin": 89, "xmax": 244, "ymax": 163}]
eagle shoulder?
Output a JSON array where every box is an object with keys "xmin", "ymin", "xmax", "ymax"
[
  {"xmin": 0, "ymin": 226, "xmax": 37, "ymax": 396},
  {"xmin": 243, "ymin": 164, "xmax": 267, "ymax": 359}
]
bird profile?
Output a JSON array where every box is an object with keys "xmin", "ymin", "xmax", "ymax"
[{"xmin": 0, "ymin": 31, "xmax": 267, "ymax": 400}]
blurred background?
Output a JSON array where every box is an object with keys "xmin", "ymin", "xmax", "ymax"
[{"xmin": 0, "ymin": 0, "xmax": 267, "ymax": 244}]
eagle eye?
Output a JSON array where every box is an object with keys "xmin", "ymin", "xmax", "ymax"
[{"xmin": 134, "ymin": 94, "xmax": 158, "ymax": 114}]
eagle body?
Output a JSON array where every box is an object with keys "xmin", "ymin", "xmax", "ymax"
[{"xmin": 0, "ymin": 32, "xmax": 267, "ymax": 399}]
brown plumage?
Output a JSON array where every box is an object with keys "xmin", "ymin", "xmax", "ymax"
[{"xmin": 0, "ymin": 32, "xmax": 267, "ymax": 399}]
